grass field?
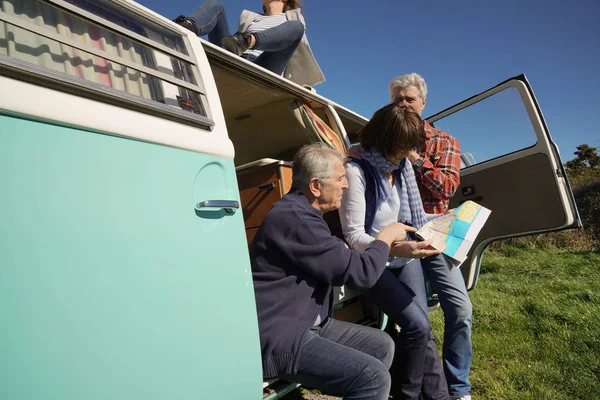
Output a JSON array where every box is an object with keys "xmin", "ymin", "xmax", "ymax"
[
  {"xmin": 291, "ymin": 243, "xmax": 600, "ymax": 400},
  {"xmin": 429, "ymin": 244, "xmax": 600, "ymax": 399}
]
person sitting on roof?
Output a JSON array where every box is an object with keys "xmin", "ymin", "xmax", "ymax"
[{"xmin": 174, "ymin": 0, "xmax": 324, "ymax": 87}]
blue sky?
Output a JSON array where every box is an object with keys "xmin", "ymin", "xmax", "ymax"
[{"xmin": 138, "ymin": 0, "xmax": 599, "ymax": 163}]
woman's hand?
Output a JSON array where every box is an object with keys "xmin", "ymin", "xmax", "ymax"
[{"xmin": 390, "ymin": 240, "xmax": 441, "ymax": 259}]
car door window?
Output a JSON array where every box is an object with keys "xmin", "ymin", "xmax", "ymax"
[
  {"xmin": 424, "ymin": 76, "xmax": 579, "ymax": 290},
  {"xmin": 432, "ymin": 86, "xmax": 537, "ymax": 168}
]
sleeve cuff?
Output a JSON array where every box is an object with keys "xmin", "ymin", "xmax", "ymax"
[
  {"xmin": 419, "ymin": 159, "xmax": 434, "ymax": 170},
  {"xmin": 368, "ymin": 239, "xmax": 390, "ymax": 253}
]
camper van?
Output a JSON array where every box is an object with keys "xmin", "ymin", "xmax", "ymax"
[{"xmin": 0, "ymin": 0, "xmax": 581, "ymax": 399}]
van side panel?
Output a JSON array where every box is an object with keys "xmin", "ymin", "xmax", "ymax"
[{"xmin": 0, "ymin": 114, "xmax": 262, "ymax": 399}]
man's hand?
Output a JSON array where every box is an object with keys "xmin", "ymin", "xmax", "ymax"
[
  {"xmin": 407, "ymin": 149, "xmax": 421, "ymax": 163},
  {"xmin": 375, "ymin": 222, "xmax": 416, "ymax": 247},
  {"xmin": 390, "ymin": 240, "xmax": 441, "ymax": 259}
]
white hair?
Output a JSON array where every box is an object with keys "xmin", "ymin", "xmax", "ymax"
[
  {"xmin": 292, "ymin": 143, "xmax": 345, "ymax": 192},
  {"xmin": 389, "ymin": 73, "xmax": 428, "ymax": 102}
]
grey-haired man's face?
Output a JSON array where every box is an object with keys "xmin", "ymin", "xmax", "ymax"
[
  {"xmin": 315, "ymin": 159, "xmax": 348, "ymax": 213},
  {"xmin": 391, "ymin": 85, "xmax": 426, "ymax": 116}
]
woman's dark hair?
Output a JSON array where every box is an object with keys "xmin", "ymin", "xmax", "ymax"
[
  {"xmin": 263, "ymin": 0, "xmax": 301, "ymax": 13},
  {"xmin": 284, "ymin": 0, "xmax": 301, "ymax": 11},
  {"xmin": 358, "ymin": 104, "xmax": 426, "ymax": 159}
]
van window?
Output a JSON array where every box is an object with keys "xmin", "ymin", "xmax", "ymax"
[
  {"xmin": 0, "ymin": 0, "xmax": 211, "ymax": 127},
  {"xmin": 431, "ymin": 86, "xmax": 537, "ymax": 167}
]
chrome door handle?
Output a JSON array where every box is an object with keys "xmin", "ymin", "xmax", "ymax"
[{"xmin": 195, "ymin": 200, "xmax": 240, "ymax": 213}]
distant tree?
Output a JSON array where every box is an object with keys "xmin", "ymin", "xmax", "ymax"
[
  {"xmin": 565, "ymin": 144, "xmax": 600, "ymax": 190},
  {"xmin": 562, "ymin": 144, "xmax": 600, "ymax": 244},
  {"xmin": 565, "ymin": 144, "xmax": 600, "ymax": 171}
]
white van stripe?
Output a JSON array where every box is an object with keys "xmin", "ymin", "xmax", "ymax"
[{"xmin": 0, "ymin": 76, "xmax": 234, "ymax": 159}]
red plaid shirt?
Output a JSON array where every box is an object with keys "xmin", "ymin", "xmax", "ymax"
[{"xmin": 413, "ymin": 121, "xmax": 461, "ymax": 214}]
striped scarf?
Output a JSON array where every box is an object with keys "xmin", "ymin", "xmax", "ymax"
[{"xmin": 360, "ymin": 148, "xmax": 429, "ymax": 229}]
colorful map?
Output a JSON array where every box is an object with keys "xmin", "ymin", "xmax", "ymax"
[{"xmin": 416, "ymin": 201, "xmax": 491, "ymax": 267}]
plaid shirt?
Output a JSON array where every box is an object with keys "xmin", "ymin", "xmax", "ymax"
[{"xmin": 413, "ymin": 121, "xmax": 461, "ymax": 214}]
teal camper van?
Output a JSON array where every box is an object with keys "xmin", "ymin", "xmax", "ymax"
[{"xmin": 0, "ymin": 0, "xmax": 581, "ymax": 399}]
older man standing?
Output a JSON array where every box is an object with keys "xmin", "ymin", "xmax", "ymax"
[
  {"xmin": 388, "ymin": 73, "xmax": 472, "ymax": 400},
  {"xmin": 250, "ymin": 143, "xmax": 442, "ymax": 400},
  {"xmin": 389, "ymin": 73, "xmax": 460, "ymax": 214}
]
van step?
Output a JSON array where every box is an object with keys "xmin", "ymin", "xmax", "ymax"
[{"xmin": 263, "ymin": 381, "xmax": 301, "ymax": 400}]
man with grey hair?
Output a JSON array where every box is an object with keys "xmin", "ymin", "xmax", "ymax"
[
  {"xmin": 388, "ymin": 73, "xmax": 461, "ymax": 214},
  {"xmin": 389, "ymin": 73, "xmax": 471, "ymax": 400},
  {"xmin": 250, "ymin": 143, "xmax": 441, "ymax": 400}
]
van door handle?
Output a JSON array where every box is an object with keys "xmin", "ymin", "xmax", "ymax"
[
  {"xmin": 257, "ymin": 182, "xmax": 276, "ymax": 192},
  {"xmin": 195, "ymin": 200, "xmax": 240, "ymax": 213}
]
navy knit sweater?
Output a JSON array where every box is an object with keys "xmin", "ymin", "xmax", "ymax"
[{"xmin": 250, "ymin": 189, "xmax": 390, "ymax": 378}]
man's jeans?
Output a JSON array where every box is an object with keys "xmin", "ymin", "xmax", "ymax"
[
  {"xmin": 279, "ymin": 318, "xmax": 394, "ymax": 400},
  {"xmin": 422, "ymin": 255, "xmax": 473, "ymax": 397},
  {"xmin": 370, "ymin": 268, "xmax": 448, "ymax": 400},
  {"xmin": 187, "ymin": 0, "xmax": 305, "ymax": 75}
]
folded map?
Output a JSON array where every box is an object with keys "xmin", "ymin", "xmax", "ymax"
[{"xmin": 416, "ymin": 201, "xmax": 491, "ymax": 268}]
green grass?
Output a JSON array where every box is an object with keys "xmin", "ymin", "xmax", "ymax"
[{"xmin": 429, "ymin": 244, "xmax": 600, "ymax": 399}]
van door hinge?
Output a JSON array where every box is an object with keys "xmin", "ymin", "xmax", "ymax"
[{"xmin": 556, "ymin": 168, "xmax": 563, "ymax": 178}]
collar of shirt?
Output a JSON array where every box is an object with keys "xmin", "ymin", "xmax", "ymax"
[{"xmin": 423, "ymin": 120, "xmax": 435, "ymax": 140}]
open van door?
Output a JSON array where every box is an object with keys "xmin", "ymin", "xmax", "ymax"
[{"xmin": 426, "ymin": 74, "xmax": 581, "ymax": 290}]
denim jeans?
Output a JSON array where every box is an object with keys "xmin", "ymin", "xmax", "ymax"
[
  {"xmin": 188, "ymin": 0, "xmax": 231, "ymax": 45},
  {"xmin": 369, "ymin": 268, "xmax": 448, "ymax": 400},
  {"xmin": 279, "ymin": 318, "xmax": 394, "ymax": 400},
  {"xmin": 187, "ymin": 0, "xmax": 305, "ymax": 75},
  {"xmin": 251, "ymin": 20, "xmax": 304, "ymax": 75},
  {"xmin": 422, "ymin": 255, "xmax": 473, "ymax": 397}
]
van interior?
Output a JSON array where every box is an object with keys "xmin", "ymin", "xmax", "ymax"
[
  {"xmin": 208, "ymin": 56, "xmax": 363, "ymax": 166},
  {"xmin": 204, "ymin": 48, "xmax": 381, "ymax": 330}
]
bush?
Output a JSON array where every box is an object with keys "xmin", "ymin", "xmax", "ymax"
[
  {"xmin": 494, "ymin": 230, "xmax": 597, "ymax": 252},
  {"xmin": 572, "ymin": 174, "xmax": 600, "ymax": 242},
  {"xmin": 568, "ymin": 166, "xmax": 600, "ymax": 190}
]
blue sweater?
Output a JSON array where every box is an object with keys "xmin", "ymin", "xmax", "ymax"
[{"xmin": 250, "ymin": 189, "xmax": 390, "ymax": 378}]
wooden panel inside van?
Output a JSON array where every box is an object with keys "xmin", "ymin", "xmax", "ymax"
[{"xmin": 237, "ymin": 159, "xmax": 293, "ymax": 244}]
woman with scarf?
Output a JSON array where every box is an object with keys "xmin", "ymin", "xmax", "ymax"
[
  {"xmin": 173, "ymin": 0, "xmax": 324, "ymax": 86},
  {"xmin": 339, "ymin": 104, "xmax": 449, "ymax": 400}
]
